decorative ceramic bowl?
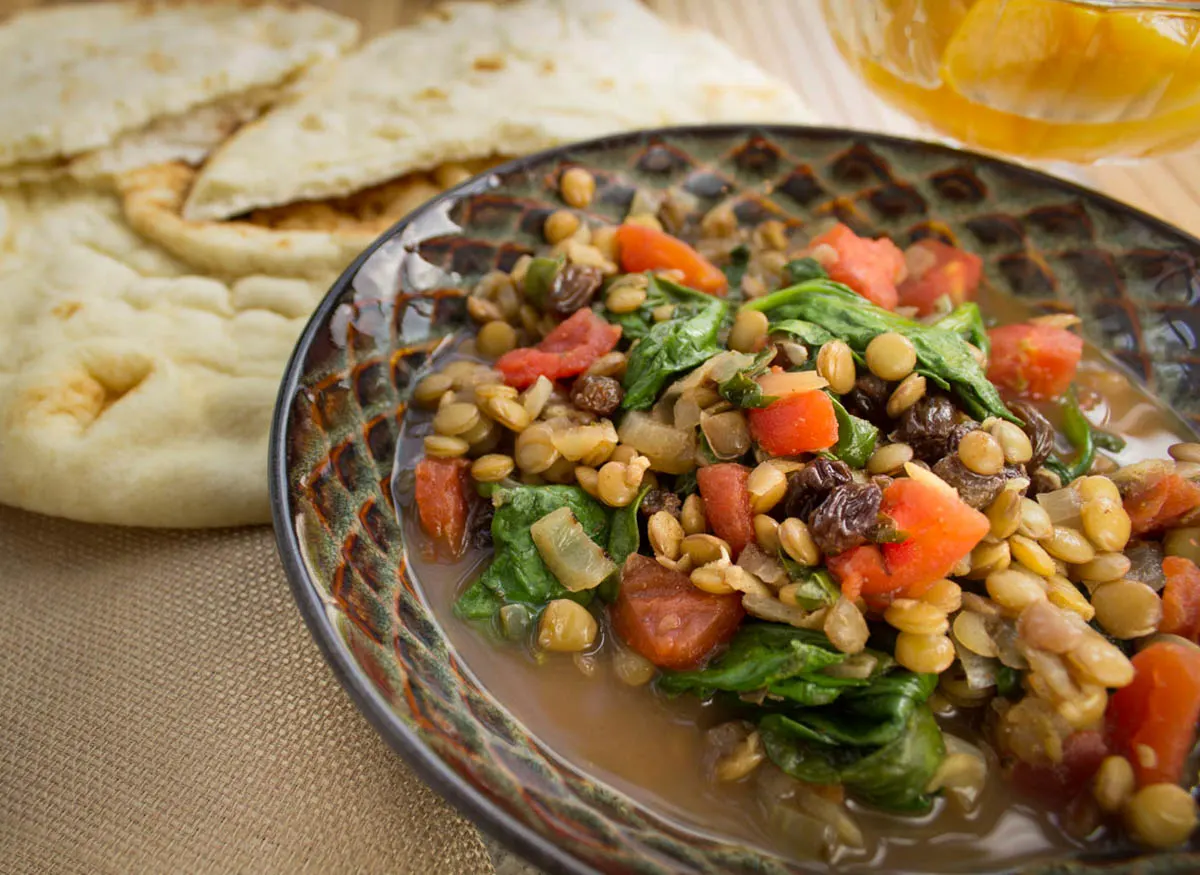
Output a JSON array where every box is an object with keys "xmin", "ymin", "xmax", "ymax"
[{"xmin": 270, "ymin": 125, "xmax": 1200, "ymax": 875}]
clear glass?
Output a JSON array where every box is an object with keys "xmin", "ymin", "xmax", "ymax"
[{"xmin": 821, "ymin": 0, "xmax": 1200, "ymax": 163}]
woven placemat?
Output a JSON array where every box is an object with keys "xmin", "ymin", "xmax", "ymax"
[{"xmin": 0, "ymin": 506, "xmax": 494, "ymax": 874}]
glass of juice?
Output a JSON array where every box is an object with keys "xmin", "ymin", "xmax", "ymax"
[{"xmin": 822, "ymin": 0, "xmax": 1200, "ymax": 163}]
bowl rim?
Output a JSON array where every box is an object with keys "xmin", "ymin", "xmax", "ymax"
[{"xmin": 270, "ymin": 122, "xmax": 1200, "ymax": 875}]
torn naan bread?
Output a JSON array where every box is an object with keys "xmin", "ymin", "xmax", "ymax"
[
  {"xmin": 183, "ymin": 0, "xmax": 813, "ymax": 221},
  {"xmin": 0, "ymin": 1, "xmax": 358, "ymax": 182},
  {"xmin": 117, "ymin": 157, "xmax": 502, "ymax": 279},
  {"xmin": 0, "ymin": 185, "xmax": 330, "ymax": 527}
]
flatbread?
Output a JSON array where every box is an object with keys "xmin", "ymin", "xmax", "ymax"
[
  {"xmin": 0, "ymin": 1, "xmax": 358, "ymax": 171},
  {"xmin": 0, "ymin": 184, "xmax": 330, "ymax": 527},
  {"xmin": 183, "ymin": 0, "xmax": 814, "ymax": 221},
  {"xmin": 117, "ymin": 157, "xmax": 501, "ymax": 279}
]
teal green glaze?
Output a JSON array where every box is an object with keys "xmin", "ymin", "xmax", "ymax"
[{"xmin": 275, "ymin": 125, "xmax": 1200, "ymax": 875}]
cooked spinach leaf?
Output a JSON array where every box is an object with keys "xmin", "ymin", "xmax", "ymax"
[
  {"xmin": 827, "ymin": 394, "xmax": 878, "ymax": 469},
  {"xmin": 759, "ymin": 673, "xmax": 944, "ymax": 814},
  {"xmin": 782, "ymin": 257, "xmax": 828, "ymax": 286},
  {"xmin": 602, "ymin": 484, "xmax": 651, "ymax": 601},
  {"xmin": 777, "ymin": 557, "xmax": 841, "ymax": 610},
  {"xmin": 717, "ymin": 347, "xmax": 777, "ymax": 409},
  {"xmin": 767, "ymin": 318, "xmax": 835, "ymax": 350},
  {"xmin": 724, "ymin": 243, "xmax": 751, "ymax": 291},
  {"xmin": 932, "ymin": 302, "xmax": 990, "ymax": 359},
  {"xmin": 603, "ymin": 274, "xmax": 723, "ymax": 342},
  {"xmin": 454, "ymin": 485, "xmax": 610, "ymax": 620},
  {"xmin": 656, "ymin": 624, "xmax": 846, "ymax": 698},
  {"xmin": 622, "ymin": 290, "xmax": 729, "ymax": 409},
  {"xmin": 745, "ymin": 280, "xmax": 1015, "ymax": 423}
]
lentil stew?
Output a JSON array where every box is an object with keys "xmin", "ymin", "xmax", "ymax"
[{"xmin": 399, "ymin": 166, "xmax": 1200, "ymax": 869}]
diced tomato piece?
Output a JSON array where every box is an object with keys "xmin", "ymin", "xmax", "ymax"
[
  {"xmin": 615, "ymin": 223, "xmax": 727, "ymax": 296},
  {"xmin": 827, "ymin": 478, "xmax": 989, "ymax": 601},
  {"xmin": 1107, "ymin": 641, "xmax": 1200, "ymax": 787},
  {"xmin": 1162, "ymin": 556, "xmax": 1200, "ymax": 642},
  {"xmin": 896, "ymin": 239, "xmax": 983, "ymax": 316},
  {"xmin": 1124, "ymin": 470, "xmax": 1200, "ymax": 537},
  {"xmin": 696, "ymin": 463, "xmax": 755, "ymax": 557},
  {"xmin": 747, "ymin": 391, "xmax": 839, "ymax": 457},
  {"xmin": 986, "ymin": 322, "xmax": 1083, "ymax": 400},
  {"xmin": 808, "ymin": 223, "xmax": 905, "ymax": 310},
  {"xmin": 611, "ymin": 554, "xmax": 744, "ymax": 670},
  {"xmin": 414, "ymin": 457, "xmax": 471, "ymax": 557},
  {"xmin": 495, "ymin": 308, "xmax": 621, "ymax": 388},
  {"xmin": 1010, "ymin": 730, "xmax": 1109, "ymax": 806}
]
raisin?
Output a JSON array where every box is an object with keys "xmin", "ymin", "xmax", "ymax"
[
  {"xmin": 547, "ymin": 264, "xmax": 602, "ymax": 317},
  {"xmin": 892, "ymin": 395, "xmax": 959, "ymax": 461},
  {"xmin": 843, "ymin": 373, "xmax": 892, "ymax": 427},
  {"xmin": 932, "ymin": 455, "xmax": 1026, "ymax": 510},
  {"xmin": 640, "ymin": 489, "xmax": 682, "ymax": 519},
  {"xmin": 1008, "ymin": 400, "xmax": 1055, "ymax": 473},
  {"xmin": 571, "ymin": 374, "xmax": 623, "ymax": 416},
  {"xmin": 782, "ymin": 458, "xmax": 852, "ymax": 521},
  {"xmin": 810, "ymin": 482, "xmax": 882, "ymax": 556}
]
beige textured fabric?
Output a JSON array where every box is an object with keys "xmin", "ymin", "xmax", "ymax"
[{"xmin": 0, "ymin": 506, "xmax": 494, "ymax": 875}]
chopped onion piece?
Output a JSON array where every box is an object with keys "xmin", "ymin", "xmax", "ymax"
[
  {"xmin": 1125, "ymin": 540, "xmax": 1166, "ymax": 591},
  {"xmin": 823, "ymin": 652, "xmax": 878, "ymax": 680},
  {"xmin": 618, "ymin": 411, "xmax": 696, "ymax": 474},
  {"xmin": 701, "ymin": 410, "xmax": 752, "ymax": 459},
  {"xmin": 673, "ymin": 393, "xmax": 704, "ymax": 431},
  {"xmin": 737, "ymin": 543, "xmax": 788, "ymax": 587},
  {"xmin": 755, "ymin": 369, "xmax": 828, "ymax": 399},
  {"xmin": 1036, "ymin": 485, "xmax": 1083, "ymax": 530},
  {"xmin": 903, "ymin": 461, "xmax": 959, "ymax": 498},
  {"xmin": 743, "ymin": 593, "xmax": 827, "ymax": 629},
  {"xmin": 530, "ymin": 506, "xmax": 616, "ymax": 592}
]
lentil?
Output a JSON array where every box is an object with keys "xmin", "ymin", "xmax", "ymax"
[
  {"xmin": 1124, "ymin": 783, "xmax": 1198, "ymax": 849},
  {"xmin": 681, "ymin": 533, "xmax": 731, "ymax": 567},
  {"xmin": 1077, "ymin": 475, "xmax": 1121, "ymax": 504},
  {"xmin": 423, "ymin": 435, "xmax": 469, "ymax": 458},
  {"xmin": 575, "ymin": 465, "xmax": 600, "ymax": 498},
  {"xmin": 433, "ymin": 401, "xmax": 481, "ymax": 436},
  {"xmin": 1010, "ymin": 534, "xmax": 1057, "ymax": 578},
  {"xmin": 825, "ymin": 597, "xmax": 870, "ymax": 654},
  {"xmin": 1073, "ymin": 552, "xmax": 1132, "ymax": 583},
  {"xmin": 598, "ymin": 461, "xmax": 641, "ymax": 507},
  {"xmin": 544, "ymin": 209, "xmax": 580, "ymax": 244},
  {"xmin": 986, "ymin": 567, "xmax": 1047, "ymax": 614},
  {"xmin": 413, "ymin": 372, "xmax": 454, "ymax": 408},
  {"xmin": 1067, "ymin": 633, "xmax": 1135, "ymax": 688},
  {"xmin": 466, "ymin": 294, "xmax": 503, "ymax": 324},
  {"xmin": 681, "ymin": 494, "xmax": 707, "ymax": 535},
  {"xmin": 514, "ymin": 423, "xmax": 559, "ymax": 473},
  {"xmin": 477, "ymin": 320, "xmax": 517, "ymax": 358},
  {"xmin": 612, "ymin": 647, "xmax": 656, "ymax": 686},
  {"xmin": 885, "ymin": 599, "xmax": 950, "ymax": 636},
  {"xmin": 958, "ymin": 430, "xmax": 1005, "ymax": 476},
  {"xmin": 471, "ymin": 454, "xmax": 515, "ymax": 483},
  {"xmin": 895, "ymin": 632, "xmax": 956, "ymax": 674},
  {"xmin": 1091, "ymin": 579, "xmax": 1162, "ymax": 639},
  {"xmin": 986, "ymin": 486, "xmax": 1024, "ymax": 540},
  {"xmin": 584, "ymin": 351, "xmax": 627, "ymax": 379},
  {"xmin": 715, "ymin": 731, "xmax": 765, "ymax": 782},
  {"xmin": 1017, "ymin": 599, "xmax": 1084, "ymax": 653},
  {"xmin": 487, "ymin": 397, "xmax": 532, "ymax": 432},
  {"xmin": 521, "ymin": 375, "xmax": 553, "ymax": 419},
  {"xmin": 606, "ymin": 283, "xmax": 647, "ymax": 314},
  {"xmin": 817, "ymin": 340, "xmax": 856, "ymax": 395},
  {"xmin": 648, "ymin": 511, "xmax": 684, "ymax": 560},
  {"xmin": 560, "ymin": 167, "xmax": 595, "ymax": 208},
  {"xmin": 887, "ymin": 373, "xmax": 928, "ymax": 419},
  {"xmin": 747, "ymin": 462, "xmax": 788, "ymax": 514},
  {"xmin": 967, "ymin": 539, "xmax": 1011, "ymax": 579},
  {"xmin": 729, "ymin": 309, "xmax": 769, "ymax": 353},
  {"xmin": 1168, "ymin": 442, "xmax": 1200, "ymax": 464},
  {"xmin": 1046, "ymin": 576, "xmax": 1097, "ymax": 621},
  {"xmin": 1017, "ymin": 498, "xmax": 1054, "ymax": 540},
  {"xmin": 865, "ymin": 332, "xmax": 916, "ymax": 381},
  {"xmin": 867, "ymin": 442, "xmax": 914, "ymax": 476},
  {"xmin": 753, "ymin": 514, "xmax": 780, "ymax": 553},
  {"xmin": 1042, "ymin": 526, "xmax": 1097, "ymax": 565},
  {"xmin": 1081, "ymin": 497, "xmax": 1132, "ymax": 553},
  {"xmin": 537, "ymin": 599, "xmax": 598, "ymax": 652},
  {"xmin": 989, "ymin": 420, "xmax": 1034, "ymax": 465},
  {"xmin": 779, "ymin": 517, "xmax": 821, "ymax": 566},
  {"xmin": 1093, "ymin": 756, "xmax": 1136, "ymax": 814},
  {"xmin": 953, "ymin": 611, "xmax": 999, "ymax": 657},
  {"xmin": 691, "ymin": 565, "xmax": 735, "ymax": 595},
  {"xmin": 922, "ymin": 579, "xmax": 963, "ymax": 613}
]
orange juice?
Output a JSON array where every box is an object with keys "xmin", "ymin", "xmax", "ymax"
[{"xmin": 823, "ymin": 0, "xmax": 1200, "ymax": 162}]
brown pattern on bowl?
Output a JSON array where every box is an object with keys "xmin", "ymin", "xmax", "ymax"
[{"xmin": 271, "ymin": 126, "xmax": 1200, "ymax": 874}]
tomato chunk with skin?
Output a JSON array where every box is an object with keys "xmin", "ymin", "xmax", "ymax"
[
  {"xmin": 415, "ymin": 457, "xmax": 471, "ymax": 558},
  {"xmin": 1108, "ymin": 641, "xmax": 1200, "ymax": 787},
  {"xmin": 896, "ymin": 239, "xmax": 983, "ymax": 316},
  {"xmin": 747, "ymin": 391, "xmax": 839, "ymax": 457},
  {"xmin": 808, "ymin": 223, "xmax": 905, "ymax": 310},
  {"xmin": 986, "ymin": 322, "xmax": 1083, "ymax": 400},
  {"xmin": 696, "ymin": 463, "xmax": 755, "ymax": 557},
  {"xmin": 1124, "ymin": 470, "xmax": 1200, "ymax": 537},
  {"xmin": 1010, "ymin": 730, "xmax": 1109, "ymax": 807},
  {"xmin": 495, "ymin": 308, "xmax": 621, "ymax": 388},
  {"xmin": 827, "ymin": 478, "xmax": 989, "ymax": 602},
  {"xmin": 611, "ymin": 554, "xmax": 744, "ymax": 670},
  {"xmin": 615, "ymin": 223, "xmax": 727, "ymax": 296},
  {"xmin": 1161, "ymin": 556, "xmax": 1200, "ymax": 642}
]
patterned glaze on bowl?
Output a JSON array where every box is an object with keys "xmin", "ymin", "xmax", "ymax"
[{"xmin": 270, "ymin": 126, "xmax": 1200, "ymax": 875}]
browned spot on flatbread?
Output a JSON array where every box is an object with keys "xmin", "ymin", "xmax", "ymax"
[
  {"xmin": 472, "ymin": 54, "xmax": 505, "ymax": 72},
  {"xmin": 52, "ymin": 301, "xmax": 82, "ymax": 320}
]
